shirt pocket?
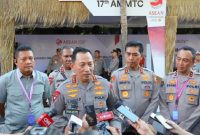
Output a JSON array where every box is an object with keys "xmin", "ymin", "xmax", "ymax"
[
  {"xmin": 118, "ymin": 83, "xmax": 131, "ymax": 99},
  {"xmin": 32, "ymin": 87, "xmax": 44, "ymax": 103},
  {"xmin": 8, "ymin": 88, "xmax": 24, "ymax": 103},
  {"xmin": 141, "ymin": 83, "xmax": 153, "ymax": 99},
  {"xmin": 166, "ymin": 88, "xmax": 176, "ymax": 103},
  {"xmin": 186, "ymin": 89, "xmax": 199, "ymax": 106}
]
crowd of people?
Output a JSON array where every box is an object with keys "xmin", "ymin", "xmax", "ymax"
[{"xmin": 0, "ymin": 41, "xmax": 200, "ymax": 135}]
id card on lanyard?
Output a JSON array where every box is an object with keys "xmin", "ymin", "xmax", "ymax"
[
  {"xmin": 172, "ymin": 77, "xmax": 189, "ymax": 121},
  {"xmin": 16, "ymin": 70, "xmax": 35, "ymax": 126}
]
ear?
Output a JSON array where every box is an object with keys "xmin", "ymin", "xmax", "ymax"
[
  {"xmin": 14, "ymin": 59, "xmax": 17, "ymax": 65},
  {"xmin": 70, "ymin": 63, "xmax": 74, "ymax": 69}
]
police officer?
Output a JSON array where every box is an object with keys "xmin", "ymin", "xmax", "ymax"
[
  {"xmin": 48, "ymin": 46, "xmax": 73, "ymax": 96},
  {"xmin": 160, "ymin": 46, "xmax": 200, "ymax": 134},
  {"xmin": 94, "ymin": 50, "xmax": 107, "ymax": 76},
  {"xmin": 50, "ymin": 47, "xmax": 121, "ymax": 134},
  {"xmin": 111, "ymin": 41, "xmax": 158, "ymax": 133},
  {"xmin": 0, "ymin": 45, "xmax": 50, "ymax": 134},
  {"xmin": 108, "ymin": 49, "xmax": 119, "ymax": 76},
  {"xmin": 47, "ymin": 48, "xmax": 62, "ymax": 75},
  {"xmin": 193, "ymin": 50, "xmax": 200, "ymax": 73}
]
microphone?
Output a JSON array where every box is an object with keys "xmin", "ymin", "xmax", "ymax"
[
  {"xmin": 97, "ymin": 111, "xmax": 114, "ymax": 122},
  {"xmin": 96, "ymin": 108, "xmax": 114, "ymax": 135},
  {"xmin": 85, "ymin": 105, "xmax": 97, "ymax": 126},
  {"xmin": 67, "ymin": 115, "xmax": 82, "ymax": 134},
  {"xmin": 37, "ymin": 109, "xmax": 57, "ymax": 127}
]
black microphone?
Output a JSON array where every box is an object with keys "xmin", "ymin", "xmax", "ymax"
[{"xmin": 85, "ymin": 105, "xmax": 97, "ymax": 126}]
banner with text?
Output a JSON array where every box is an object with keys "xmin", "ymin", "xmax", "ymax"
[
  {"xmin": 82, "ymin": 0, "xmax": 166, "ymax": 16},
  {"xmin": 147, "ymin": 0, "xmax": 166, "ymax": 78}
]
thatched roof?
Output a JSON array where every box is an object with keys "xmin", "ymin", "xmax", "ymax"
[
  {"xmin": 168, "ymin": 0, "xmax": 200, "ymax": 21},
  {"xmin": 0, "ymin": 0, "xmax": 200, "ymax": 27},
  {"xmin": 0, "ymin": 0, "xmax": 89, "ymax": 27}
]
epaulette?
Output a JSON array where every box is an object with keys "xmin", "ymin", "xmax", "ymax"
[
  {"xmin": 167, "ymin": 71, "xmax": 175, "ymax": 75},
  {"xmin": 62, "ymin": 79, "xmax": 71, "ymax": 86},
  {"xmin": 115, "ymin": 67, "xmax": 125, "ymax": 72},
  {"xmin": 53, "ymin": 69, "xmax": 59, "ymax": 73},
  {"xmin": 96, "ymin": 75, "xmax": 103, "ymax": 79}
]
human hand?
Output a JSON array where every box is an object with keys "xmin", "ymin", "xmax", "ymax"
[
  {"xmin": 77, "ymin": 114, "xmax": 92, "ymax": 134},
  {"xmin": 166, "ymin": 120, "xmax": 193, "ymax": 135},
  {"xmin": 128, "ymin": 119, "xmax": 155, "ymax": 135},
  {"xmin": 106, "ymin": 126, "xmax": 121, "ymax": 135}
]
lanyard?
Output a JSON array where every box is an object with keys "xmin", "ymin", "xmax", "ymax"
[
  {"xmin": 175, "ymin": 77, "xmax": 189, "ymax": 108},
  {"xmin": 16, "ymin": 71, "xmax": 34, "ymax": 107}
]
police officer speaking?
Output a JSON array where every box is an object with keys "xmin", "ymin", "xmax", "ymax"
[
  {"xmin": 48, "ymin": 46, "xmax": 73, "ymax": 97},
  {"xmin": 50, "ymin": 47, "xmax": 121, "ymax": 134},
  {"xmin": 111, "ymin": 41, "xmax": 159, "ymax": 133},
  {"xmin": 160, "ymin": 46, "xmax": 200, "ymax": 135}
]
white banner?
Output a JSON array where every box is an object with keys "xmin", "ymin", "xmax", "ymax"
[{"xmin": 81, "ymin": 0, "xmax": 166, "ymax": 16}]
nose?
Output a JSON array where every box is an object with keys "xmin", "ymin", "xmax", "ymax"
[
  {"xmin": 66, "ymin": 57, "xmax": 71, "ymax": 61},
  {"xmin": 129, "ymin": 54, "xmax": 134, "ymax": 60},
  {"xmin": 178, "ymin": 59, "xmax": 184, "ymax": 66},
  {"xmin": 26, "ymin": 58, "xmax": 33, "ymax": 64},
  {"xmin": 83, "ymin": 65, "xmax": 90, "ymax": 72}
]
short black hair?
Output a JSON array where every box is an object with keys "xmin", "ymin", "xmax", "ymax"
[
  {"xmin": 177, "ymin": 46, "xmax": 196, "ymax": 61},
  {"xmin": 125, "ymin": 41, "xmax": 143, "ymax": 54},
  {"xmin": 95, "ymin": 50, "xmax": 100, "ymax": 54},
  {"xmin": 111, "ymin": 49, "xmax": 118, "ymax": 54},
  {"xmin": 116, "ymin": 48, "xmax": 121, "ymax": 53},
  {"xmin": 15, "ymin": 45, "xmax": 33, "ymax": 59},
  {"xmin": 61, "ymin": 46, "xmax": 73, "ymax": 54},
  {"xmin": 56, "ymin": 48, "xmax": 61, "ymax": 52},
  {"xmin": 72, "ymin": 47, "xmax": 92, "ymax": 62}
]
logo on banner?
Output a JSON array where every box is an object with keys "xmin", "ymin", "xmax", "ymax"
[
  {"xmin": 149, "ymin": 0, "xmax": 163, "ymax": 9},
  {"xmin": 56, "ymin": 38, "xmax": 62, "ymax": 46}
]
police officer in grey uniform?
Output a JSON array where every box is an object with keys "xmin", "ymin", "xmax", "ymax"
[
  {"xmin": 108, "ymin": 49, "xmax": 119, "ymax": 75},
  {"xmin": 47, "ymin": 48, "xmax": 62, "ymax": 75},
  {"xmin": 160, "ymin": 46, "xmax": 200, "ymax": 135},
  {"xmin": 111, "ymin": 41, "xmax": 159, "ymax": 133},
  {"xmin": 0, "ymin": 45, "xmax": 50, "ymax": 134},
  {"xmin": 48, "ymin": 46, "xmax": 73, "ymax": 96},
  {"xmin": 50, "ymin": 47, "xmax": 121, "ymax": 134},
  {"xmin": 94, "ymin": 50, "xmax": 107, "ymax": 76}
]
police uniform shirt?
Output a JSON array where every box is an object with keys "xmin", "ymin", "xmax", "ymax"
[
  {"xmin": 0, "ymin": 69, "xmax": 50, "ymax": 133},
  {"xmin": 94, "ymin": 58, "xmax": 107, "ymax": 75},
  {"xmin": 111, "ymin": 66, "xmax": 159, "ymax": 122},
  {"xmin": 48, "ymin": 66, "xmax": 73, "ymax": 96},
  {"xmin": 108, "ymin": 57, "xmax": 119, "ymax": 74},
  {"xmin": 50, "ymin": 75, "xmax": 120, "ymax": 133},
  {"xmin": 159, "ymin": 71, "xmax": 200, "ymax": 132},
  {"xmin": 47, "ymin": 55, "xmax": 62, "ymax": 74}
]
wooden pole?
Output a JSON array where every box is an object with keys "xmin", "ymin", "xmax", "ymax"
[
  {"xmin": 120, "ymin": 0, "xmax": 127, "ymax": 66},
  {"xmin": 165, "ymin": 16, "xmax": 178, "ymax": 74}
]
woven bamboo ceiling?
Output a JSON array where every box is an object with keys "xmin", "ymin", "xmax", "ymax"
[{"xmin": 0, "ymin": 0, "xmax": 199, "ymax": 27}]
